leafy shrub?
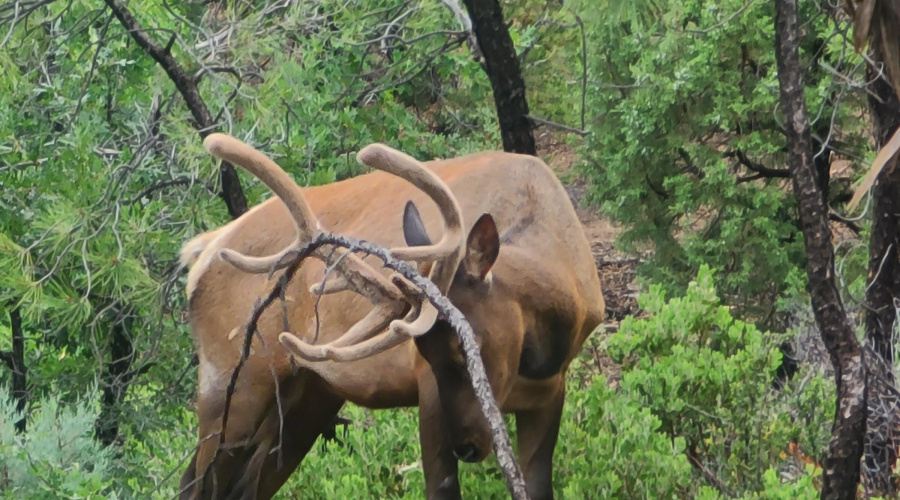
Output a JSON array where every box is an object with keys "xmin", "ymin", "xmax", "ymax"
[
  {"xmin": 277, "ymin": 376, "xmax": 693, "ymax": 500},
  {"xmin": 0, "ymin": 388, "xmax": 114, "ymax": 499},
  {"xmin": 558, "ymin": 377, "xmax": 693, "ymax": 499},
  {"xmin": 606, "ymin": 265, "xmax": 832, "ymax": 496},
  {"xmin": 575, "ymin": 0, "xmax": 867, "ymax": 321}
]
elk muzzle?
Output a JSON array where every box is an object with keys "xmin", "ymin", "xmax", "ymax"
[{"xmin": 415, "ymin": 321, "xmax": 492, "ymax": 464}]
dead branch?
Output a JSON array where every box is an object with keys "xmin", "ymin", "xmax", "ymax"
[
  {"xmin": 573, "ymin": 12, "xmax": 588, "ymax": 131},
  {"xmin": 726, "ymin": 149, "xmax": 790, "ymax": 180},
  {"xmin": 215, "ymin": 231, "xmax": 529, "ymax": 500},
  {"xmin": 686, "ymin": 444, "xmax": 736, "ymax": 498},
  {"xmin": 436, "ymin": 0, "xmax": 479, "ymax": 60},
  {"xmin": 829, "ymin": 211, "xmax": 862, "ymax": 235},
  {"xmin": 128, "ymin": 177, "xmax": 218, "ymax": 205},
  {"xmin": 676, "ymin": 147, "xmax": 706, "ymax": 179},
  {"xmin": 526, "ymin": 115, "xmax": 591, "ymax": 137},
  {"xmin": 102, "ymin": 0, "xmax": 248, "ymax": 218}
]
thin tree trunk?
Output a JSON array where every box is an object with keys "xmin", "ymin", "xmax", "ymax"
[
  {"xmin": 0, "ymin": 307, "xmax": 28, "ymax": 432},
  {"xmin": 774, "ymin": 1, "xmax": 866, "ymax": 498},
  {"xmin": 861, "ymin": 39, "xmax": 900, "ymax": 496},
  {"xmin": 104, "ymin": 0, "xmax": 248, "ymax": 218},
  {"xmin": 95, "ymin": 310, "xmax": 136, "ymax": 447},
  {"xmin": 864, "ymin": 53, "xmax": 900, "ymax": 366},
  {"xmin": 461, "ymin": 0, "xmax": 536, "ymax": 156}
]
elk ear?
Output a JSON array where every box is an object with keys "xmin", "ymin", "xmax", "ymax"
[
  {"xmin": 462, "ymin": 213, "xmax": 499, "ymax": 281},
  {"xmin": 403, "ymin": 201, "xmax": 432, "ymax": 247}
]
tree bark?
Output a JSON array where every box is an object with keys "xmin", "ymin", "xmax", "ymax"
[
  {"xmin": 0, "ymin": 307, "xmax": 27, "ymax": 433},
  {"xmin": 461, "ymin": 0, "xmax": 536, "ymax": 156},
  {"xmin": 774, "ymin": 1, "xmax": 866, "ymax": 498},
  {"xmin": 104, "ymin": 0, "xmax": 248, "ymax": 218},
  {"xmin": 95, "ymin": 310, "xmax": 136, "ymax": 447},
  {"xmin": 861, "ymin": 34, "xmax": 900, "ymax": 496},
  {"xmin": 863, "ymin": 52, "xmax": 900, "ymax": 366}
]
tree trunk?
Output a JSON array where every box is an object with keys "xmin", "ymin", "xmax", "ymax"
[
  {"xmin": 1, "ymin": 307, "xmax": 28, "ymax": 432},
  {"xmin": 774, "ymin": 1, "xmax": 866, "ymax": 498},
  {"xmin": 461, "ymin": 0, "xmax": 536, "ymax": 156},
  {"xmin": 861, "ymin": 39, "xmax": 900, "ymax": 496},
  {"xmin": 95, "ymin": 311, "xmax": 136, "ymax": 446},
  {"xmin": 864, "ymin": 53, "xmax": 900, "ymax": 366},
  {"xmin": 104, "ymin": 0, "xmax": 248, "ymax": 218}
]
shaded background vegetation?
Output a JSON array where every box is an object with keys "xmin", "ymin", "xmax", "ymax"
[{"xmin": 0, "ymin": 0, "xmax": 896, "ymax": 497}]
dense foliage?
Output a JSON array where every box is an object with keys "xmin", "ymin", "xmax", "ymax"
[
  {"xmin": 0, "ymin": 0, "xmax": 880, "ymax": 497},
  {"xmin": 576, "ymin": 0, "xmax": 870, "ymax": 322}
]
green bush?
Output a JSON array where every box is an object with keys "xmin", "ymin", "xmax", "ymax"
[
  {"xmin": 575, "ymin": 0, "xmax": 868, "ymax": 322},
  {"xmin": 275, "ymin": 376, "xmax": 693, "ymax": 500},
  {"xmin": 0, "ymin": 388, "xmax": 115, "ymax": 499},
  {"xmin": 606, "ymin": 265, "xmax": 832, "ymax": 496},
  {"xmin": 558, "ymin": 376, "xmax": 693, "ymax": 499}
]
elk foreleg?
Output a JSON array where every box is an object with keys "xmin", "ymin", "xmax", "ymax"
[
  {"xmin": 418, "ymin": 370, "xmax": 462, "ymax": 500},
  {"xmin": 255, "ymin": 378, "xmax": 345, "ymax": 499},
  {"xmin": 182, "ymin": 373, "xmax": 345, "ymax": 500},
  {"xmin": 514, "ymin": 385, "xmax": 565, "ymax": 500}
]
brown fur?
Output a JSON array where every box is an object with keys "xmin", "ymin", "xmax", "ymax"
[{"xmin": 179, "ymin": 149, "xmax": 604, "ymax": 500}]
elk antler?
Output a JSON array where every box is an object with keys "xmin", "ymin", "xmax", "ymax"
[{"xmin": 201, "ymin": 133, "xmax": 465, "ymax": 363}]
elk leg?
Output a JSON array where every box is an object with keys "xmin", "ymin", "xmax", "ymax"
[
  {"xmin": 183, "ymin": 361, "xmax": 302, "ymax": 500},
  {"xmin": 255, "ymin": 377, "xmax": 345, "ymax": 499},
  {"xmin": 418, "ymin": 369, "xmax": 462, "ymax": 500},
  {"xmin": 186, "ymin": 384, "xmax": 270, "ymax": 500},
  {"xmin": 178, "ymin": 453, "xmax": 199, "ymax": 500},
  {"xmin": 515, "ymin": 386, "xmax": 565, "ymax": 500},
  {"xmin": 183, "ymin": 373, "xmax": 345, "ymax": 500}
]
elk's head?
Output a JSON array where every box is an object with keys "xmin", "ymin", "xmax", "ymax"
[
  {"xmin": 402, "ymin": 202, "xmax": 500, "ymax": 463},
  {"xmin": 201, "ymin": 133, "xmax": 503, "ymax": 464}
]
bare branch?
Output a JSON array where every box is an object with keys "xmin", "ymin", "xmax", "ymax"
[
  {"xmin": 829, "ymin": 211, "xmax": 862, "ymax": 235},
  {"xmin": 573, "ymin": 13, "xmax": 588, "ymax": 131},
  {"xmin": 525, "ymin": 115, "xmax": 591, "ymax": 137},
  {"xmin": 215, "ymin": 231, "xmax": 529, "ymax": 500},
  {"xmin": 676, "ymin": 147, "xmax": 706, "ymax": 179},
  {"xmin": 102, "ymin": 0, "xmax": 248, "ymax": 218},
  {"xmin": 726, "ymin": 149, "xmax": 790, "ymax": 180},
  {"xmin": 437, "ymin": 0, "xmax": 479, "ymax": 56},
  {"xmin": 128, "ymin": 177, "xmax": 217, "ymax": 205},
  {"xmin": 0, "ymin": 0, "xmax": 61, "ymax": 46}
]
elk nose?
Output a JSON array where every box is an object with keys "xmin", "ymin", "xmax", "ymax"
[{"xmin": 453, "ymin": 443, "xmax": 479, "ymax": 463}]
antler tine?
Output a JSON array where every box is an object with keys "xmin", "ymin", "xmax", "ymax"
[
  {"xmin": 278, "ymin": 303, "xmax": 439, "ymax": 363},
  {"xmin": 204, "ymin": 134, "xmax": 319, "ymax": 239},
  {"xmin": 203, "ymin": 134, "xmax": 404, "ymax": 306},
  {"xmin": 280, "ymin": 275, "xmax": 435, "ymax": 362},
  {"xmin": 278, "ymin": 146, "xmax": 468, "ymax": 364},
  {"xmin": 219, "ymin": 237, "xmax": 300, "ymax": 274},
  {"xmin": 355, "ymin": 145, "xmax": 465, "ymax": 344},
  {"xmin": 355, "ymin": 146, "xmax": 465, "ymax": 343},
  {"xmin": 356, "ymin": 144, "xmax": 465, "ymax": 270},
  {"xmin": 279, "ymin": 327, "xmax": 408, "ymax": 362}
]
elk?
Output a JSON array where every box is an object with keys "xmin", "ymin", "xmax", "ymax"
[{"xmin": 178, "ymin": 133, "xmax": 604, "ymax": 500}]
